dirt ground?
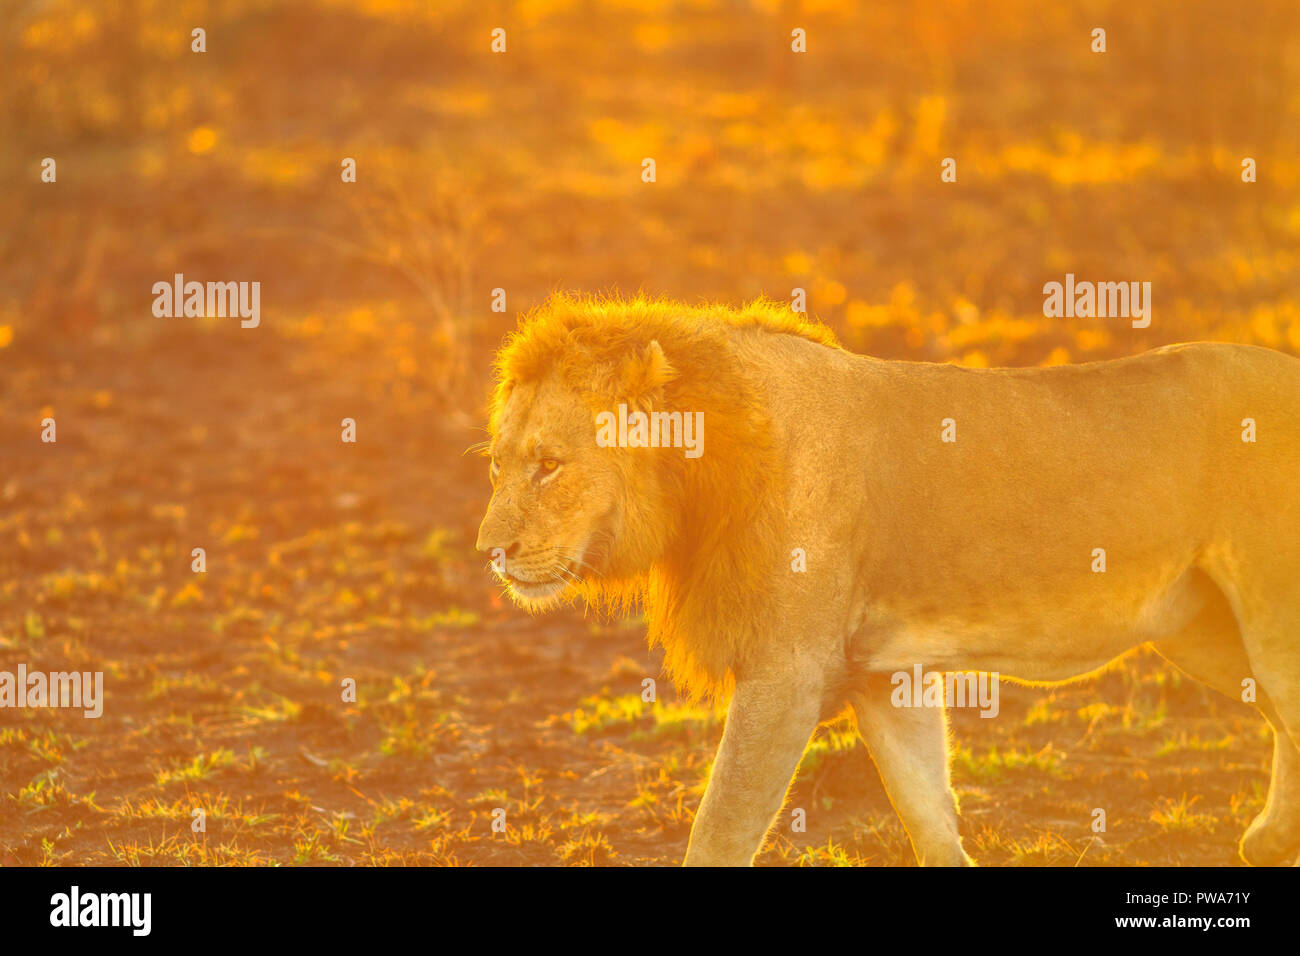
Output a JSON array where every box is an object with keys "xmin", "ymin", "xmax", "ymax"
[
  {"xmin": 0, "ymin": 325, "xmax": 1277, "ymax": 866},
  {"xmin": 1, "ymin": 0, "xmax": 1297, "ymax": 865}
]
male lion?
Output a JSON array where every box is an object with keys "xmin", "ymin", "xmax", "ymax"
[{"xmin": 476, "ymin": 293, "xmax": 1300, "ymax": 867}]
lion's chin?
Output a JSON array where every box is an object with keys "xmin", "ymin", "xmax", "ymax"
[{"xmin": 504, "ymin": 576, "xmax": 569, "ymax": 612}]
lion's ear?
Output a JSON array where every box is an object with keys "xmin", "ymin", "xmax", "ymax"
[{"xmin": 617, "ymin": 340, "xmax": 677, "ymax": 407}]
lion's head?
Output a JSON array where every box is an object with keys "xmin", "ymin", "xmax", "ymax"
[
  {"xmin": 476, "ymin": 293, "xmax": 839, "ymax": 698},
  {"xmin": 474, "ymin": 355, "xmax": 678, "ymax": 610}
]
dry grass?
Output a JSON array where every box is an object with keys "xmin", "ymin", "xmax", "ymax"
[{"xmin": 1, "ymin": 0, "xmax": 1296, "ymax": 865}]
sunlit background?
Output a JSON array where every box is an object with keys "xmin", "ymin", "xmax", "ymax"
[{"xmin": 2, "ymin": 0, "xmax": 1298, "ymax": 865}]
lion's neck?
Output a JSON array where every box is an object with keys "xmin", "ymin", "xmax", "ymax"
[{"xmin": 623, "ymin": 327, "xmax": 790, "ymax": 701}]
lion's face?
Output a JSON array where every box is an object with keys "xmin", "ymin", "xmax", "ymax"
[{"xmin": 476, "ymin": 375, "xmax": 625, "ymax": 610}]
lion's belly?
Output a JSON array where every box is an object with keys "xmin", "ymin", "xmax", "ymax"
[
  {"xmin": 850, "ymin": 566, "xmax": 1214, "ymax": 683},
  {"xmin": 858, "ymin": 622, "xmax": 1140, "ymax": 682}
]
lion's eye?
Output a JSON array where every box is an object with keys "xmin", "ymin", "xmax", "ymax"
[
  {"xmin": 535, "ymin": 458, "xmax": 561, "ymax": 482},
  {"xmin": 541, "ymin": 458, "xmax": 559, "ymax": 472}
]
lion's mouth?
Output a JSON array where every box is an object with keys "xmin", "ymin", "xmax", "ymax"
[
  {"xmin": 494, "ymin": 545, "xmax": 600, "ymax": 606},
  {"xmin": 500, "ymin": 570, "xmax": 567, "ymax": 601}
]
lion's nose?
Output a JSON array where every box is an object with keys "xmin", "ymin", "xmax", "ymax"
[
  {"xmin": 476, "ymin": 537, "xmax": 521, "ymax": 559},
  {"xmin": 476, "ymin": 507, "xmax": 521, "ymax": 558}
]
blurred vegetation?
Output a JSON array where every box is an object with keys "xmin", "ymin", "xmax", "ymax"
[
  {"xmin": 3, "ymin": 0, "xmax": 1299, "ymax": 376},
  {"xmin": 1, "ymin": 0, "xmax": 1297, "ymax": 865}
]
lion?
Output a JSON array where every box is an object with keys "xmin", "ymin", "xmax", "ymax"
[{"xmin": 476, "ymin": 293, "xmax": 1300, "ymax": 867}]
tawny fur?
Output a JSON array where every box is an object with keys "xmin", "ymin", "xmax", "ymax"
[{"xmin": 478, "ymin": 293, "xmax": 1300, "ymax": 867}]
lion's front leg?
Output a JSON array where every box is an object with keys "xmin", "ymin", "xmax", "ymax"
[
  {"xmin": 683, "ymin": 675, "xmax": 823, "ymax": 866},
  {"xmin": 850, "ymin": 676, "xmax": 973, "ymax": 866}
]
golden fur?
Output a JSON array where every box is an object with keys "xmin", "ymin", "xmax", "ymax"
[
  {"xmin": 478, "ymin": 293, "xmax": 1300, "ymax": 867},
  {"xmin": 486, "ymin": 293, "xmax": 837, "ymax": 701}
]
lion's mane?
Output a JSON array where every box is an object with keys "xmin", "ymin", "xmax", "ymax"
[{"xmin": 488, "ymin": 293, "xmax": 839, "ymax": 700}]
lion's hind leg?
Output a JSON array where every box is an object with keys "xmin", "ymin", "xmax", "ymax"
[
  {"xmin": 1154, "ymin": 576, "xmax": 1300, "ymax": 866},
  {"xmin": 1233, "ymin": 597, "xmax": 1300, "ymax": 867}
]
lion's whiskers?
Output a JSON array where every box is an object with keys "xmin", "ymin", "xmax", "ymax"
[
  {"xmin": 551, "ymin": 563, "xmax": 586, "ymax": 587},
  {"xmin": 553, "ymin": 547, "xmax": 603, "ymax": 579}
]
